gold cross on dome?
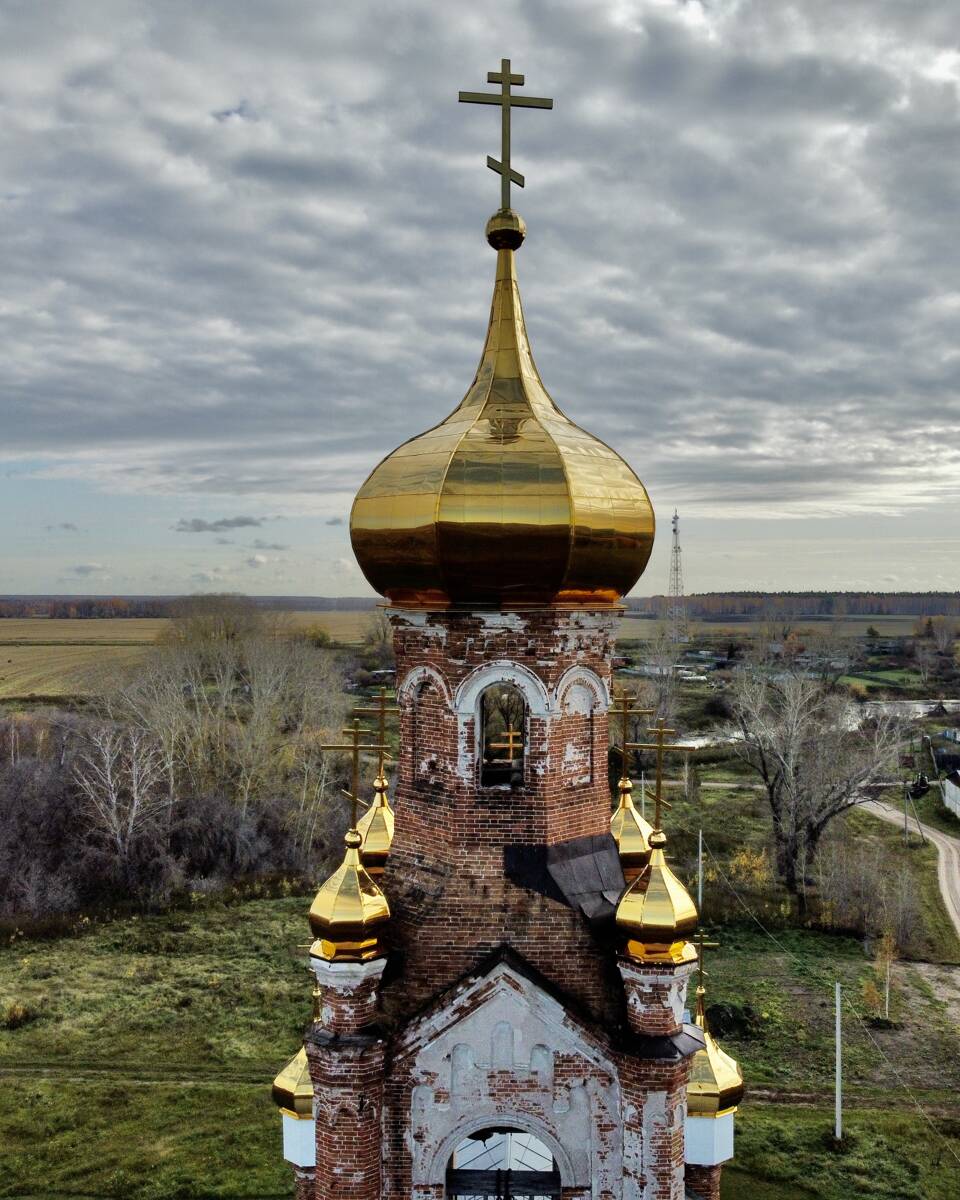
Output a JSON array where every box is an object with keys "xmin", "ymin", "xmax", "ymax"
[
  {"xmin": 627, "ymin": 717, "xmax": 697, "ymax": 831},
  {"xmin": 459, "ymin": 58, "xmax": 553, "ymax": 210},
  {"xmin": 696, "ymin": 928, "xmax": 720, "ymax": 990},
  {"xmin": 320, "ymin": 718, "xmax": 380, "ymax": 829},
  {"xmin": 488, "ymin": 725, "xmax": 524, "ymax": 761},
  {"xmin": 353, "ymin": 686, "xmax": 399, "ymax": 776},
  {"xmin": 610, "ymin": 686, "xmax": 655, "ymax": 781}
]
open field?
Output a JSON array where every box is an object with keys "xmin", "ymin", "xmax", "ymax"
[
  {"xmin": 0, "ymin": 644, "xmax": 148, "ymax": 700},
  {"xmin": 617, "ymin": 613, "xmax": 921, "ymax": 641},
  {"xmin": 0, "ymin": 612, "xmax": 373, "ymax": 699},
  {"xmin": 2, "ymin": 898, "xmax": 959, "ymax": 1199},
  {"xmin": 0, "ymin": 609, "xmax": 933, "ymax": 700}
]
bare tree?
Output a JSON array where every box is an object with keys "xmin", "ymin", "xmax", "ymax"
[
  {"xmin": 913, "ymin": 640, "xmax": 934, "ymax": 685},
  {"xmin": 74, "ymin": 726, "xmax": 166, "ymax": 862},
  {"xmin": 642, "ymin": 625, "xmax": 680, "ymax": 724},
  {"xmin": 731, "ymin": 670, "xmax": 901, "ymax": 907},
  {"xmin": 931, "ymin": 616, "xmax": 958, "ymax": 656}
]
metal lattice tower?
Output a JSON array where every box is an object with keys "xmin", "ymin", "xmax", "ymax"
[{"xmin": 667, "ymin": 509, "xmax": 689, "ymax": 643}]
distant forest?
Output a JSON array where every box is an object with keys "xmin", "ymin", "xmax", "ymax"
[
  {"xmin": 0, "ymin": 595, "xmax": 380, "ymax": 618},
  {"xmin": 630, "ymin": 592, "xmax": 960, "ymax": 619},
  {"xmin": 1, "ymin": 592, "xmax": 958, "ymax": 620}
]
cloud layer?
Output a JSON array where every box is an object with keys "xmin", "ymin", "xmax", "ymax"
[{"xmin": 2, "ymin": 1, "xmax": 959, "ymax": 592}]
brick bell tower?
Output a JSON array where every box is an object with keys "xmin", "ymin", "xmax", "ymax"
[{"xmin": 272, "ymin": 59, "xmax": 743, "ymax": 1200}]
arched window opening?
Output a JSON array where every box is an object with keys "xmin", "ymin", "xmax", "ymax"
[
  {"xmin": 479, "ymin": 684, "xmax": 527, "ymax": 788},
  {"xmin": 447, "ymin": 1128, "xmax": 559, "ymax": 1200}
]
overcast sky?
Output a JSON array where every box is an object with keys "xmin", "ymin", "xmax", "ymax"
[{"xmin": 2, "ymin": 0, "xmax": 959, "ymax": 598}]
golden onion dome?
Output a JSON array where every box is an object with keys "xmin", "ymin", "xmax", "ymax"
[
  {"xmin": 610, "ymin": 777, "xmax": 653, "ymax": 881},
  {"xmin": 688, "ymin": 985, "xmax": 745, "ymax": 1116},
  {"xmin": 616, "ymin": 829, "xmax": 698, "ymax": 963},
  {"xmin": 308, "ymin": 828, "xmax": 390, "ymax": 963},
  {"xmin": 272, "ymin": 1046, "xmax": 313, "ymax": 1118},
  {"xmin": 356, "ymin": 770, "xmax": 394, "ymax": 877},
  {"xmin": 350, "ymin": 210, "xmax": 655, "ymax": 609}
]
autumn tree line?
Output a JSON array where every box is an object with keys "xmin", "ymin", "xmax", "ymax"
[
  {"xmin": 0, "ymin": 596, "xmax": 360, "ymax": 924},
  {"xmin": 630, "ymin": 591, "xmax": 960, "ymax": 619}
]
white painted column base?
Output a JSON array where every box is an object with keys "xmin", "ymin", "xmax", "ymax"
[
  {"xmin": 685, "ymin": 1111, "xmax": 734, "ymax": 1166},
  {"xmin": 282, "ymin": 1112, "xmax": 316, "ymax": 1167}
]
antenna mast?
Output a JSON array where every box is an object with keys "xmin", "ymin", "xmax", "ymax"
[{"xmin": 667, "ymin": 510, "xmax": 689, "ymax": 644}]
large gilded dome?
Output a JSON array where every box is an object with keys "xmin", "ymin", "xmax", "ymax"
[{"xmin": 350, "ymin": 211, "xmax": 655, "ymax": 609}]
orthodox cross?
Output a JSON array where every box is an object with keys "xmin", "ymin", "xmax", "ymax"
[
  {"xmin": 353, "ymin": 686, "xmax": 398, "ymax": 777},
  {"xmin": 627, "ymin": 717, "xmax": 696, "ymax": 830},
  {"xmin": 488, "ymin": 725, "xmax": 524, "ymax": 762},
  {"xmin": 459, "ymin": 58, "xmax": 553, "ymax": 210},
  {"xmin": 320, "ymin": 719, "xmax": 380, "ymax": 828},
  {"xmin": 695, "ymin": 928, "xmax": 720, "ymax": 990},
  {"xmin": 609, "ymin": 686, "xmax": 655, "ymax": 779}
]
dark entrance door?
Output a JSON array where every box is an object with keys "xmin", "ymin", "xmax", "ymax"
[{"xmin": 445, "ymin": 1166, "xmax": 562, "ymax": 1199}]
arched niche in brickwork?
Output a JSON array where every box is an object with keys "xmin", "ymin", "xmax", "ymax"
[
  {"xmin": 454, "ymin": 660, "xmax": 551, "ymax": 718},
  {"xmin": 399, "ymin": 665, "xmax": 451, "ymax": 791},
  {"xmin": 555, "ymin": 665, "xmax": 609, "ymax": 714},
  {"xmin": 397, "ymin": 664, "xmax": 453, "ymax": 705}
]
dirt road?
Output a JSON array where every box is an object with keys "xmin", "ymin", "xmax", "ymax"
[{"xmin": 861, "ymin": 797, "xmax": 960, "ymax": 940}]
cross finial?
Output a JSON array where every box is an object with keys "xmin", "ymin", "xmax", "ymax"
[
  {"xmin": 488, "ymin": 725, "xmax": 524, "ymax": 761},
  {"xmin": 610, "ymin": 686, "xmax": 655, "ymax": 790},
  {"xmin": 459, "ymin": 58, "xmax": 553, "ymax": 210},
  {"xmin": 627, "ymin": 716, "xmax": 697, "ymax": 832},
  {"xmin": 696, "ymin": 927, "xmax": 721, "ymax": 993},
  {"xmin": 320, "ymin": 718, "xmax": 380, "ymax": 830},
  {"xmin": 353, "ymin": 686, "xmax": 399, "ymax": 779}
]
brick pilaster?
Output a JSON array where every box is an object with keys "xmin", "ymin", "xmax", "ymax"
[
  {"xmin": 292, "ymin": 1167, "xmax": 315, "ymax": 1200},
  {"xmin": 620, "ymin": 1057, "xmax": 691, "ymax": 1200},
  {"xmin": 308, "ymin": 1034, "xmax": 386, "ymax": 1200},
  {"xmin": 685, "ymin": 1163, "xmax": 723, "ymax": 1200}
]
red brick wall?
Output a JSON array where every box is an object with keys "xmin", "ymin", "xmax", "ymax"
[
  {"xmin": 307, "ymin": 1039, "xmax": 386, "ymax": 1200},
  {"xmin": 685, "ymin": 1163, "xmax": 723, "ymax": 1200},
  {"xmin": 380, "ymin": 609, "xmax": 622, "ymax": 1024},
  {"xmin": 619, "ymin": 1056, "xmax": 690, "ymax": 1200}
]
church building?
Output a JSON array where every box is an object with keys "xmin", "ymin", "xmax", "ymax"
[{"xmin": 272, "ymin": 61, "xmax": 742, "ymax": 1200}]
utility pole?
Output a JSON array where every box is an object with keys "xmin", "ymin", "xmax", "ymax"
[
  {"xmin": 697, "ymin": 827, "xmax": 704, "ymax": 913},
  {"xmin": 835, "ymin": 982, "xmax": 843, "ymax": 1142},
  {"xmin": 667, "ymin": 510, "xmax": 689, "ymax": 644}
]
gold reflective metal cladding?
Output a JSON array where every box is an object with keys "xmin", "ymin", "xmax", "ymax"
[
  {"xmin": 309, "ymin": 720, "xmax": 390, "ymax": 962},
  {"xmin": 355, "ymin": 770, "xmax": 394, "ymax": 878},
  {"xmin": 616, "ymin": 718, "xmax": 698, "ymax": 963},
  {"xmin": 609, "ymin": 689, "xmax": 655, "ymax": 879},
  {"xmin": 353, "ymin": 688, "xmax": 398, "ymax": 876},
  {"xmin": 611, "ymin": 776, "xmax": 654, "ymax": 882},
  {"xmin": 688, "ymin": 933, "xmax": 745, "ymax": 1116},
  {"xmin": 271, "ymin": 1046, "xmax": 313, "ymax": 1119},
  {"xmin": 350, "ymin": 61, "xmax": 655, "ymax": 610}
]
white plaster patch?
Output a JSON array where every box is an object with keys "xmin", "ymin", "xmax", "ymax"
[
  {"xmin": 619, "ymin": 960, "xmax": 696, "ymax": 1027},
  {"xmin": 686, "ymin": 1112, "xmax": 735, "ymax": 1166}
]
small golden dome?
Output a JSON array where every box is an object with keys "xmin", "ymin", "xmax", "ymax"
[
  {"xmin": 350, "ymin": 210, "xmax": 655, "ymax": 609},
  {"xmin": 357, "ymin": 771, "xmax": 394, "ymax": 876},
  {"xmin": 610, "ymin": 777, "xmax": 653, "ymax": 881},
  {"xmin": 308, "ymin": 829, "xmax": 390, "ymax": 962},
  {"xmin": 688, "ymin": 985, "xmax": 745, "ymax": 1116},
  {"xmin": 616, "ymin": 829, "xmax": 698, "ymax": 963},
  {"xmin": 272, "ymin": 1046, "xmax": 313, "ymax": 1118}
]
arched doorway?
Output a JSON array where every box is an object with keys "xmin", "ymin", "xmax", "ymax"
[
  {"xmin": 479, "ymin": 683, "xmax": 527, "ymax": 788},
  {"xmin": 446, "ymin": 1126, "xmax": 560, "ymax": 1199}
]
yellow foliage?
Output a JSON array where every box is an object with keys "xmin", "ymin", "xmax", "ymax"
[{"xmin": 727, "ymin": 846, "xmax": 773, "ymax": 888}]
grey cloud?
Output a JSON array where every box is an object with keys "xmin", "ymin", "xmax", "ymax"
[
  {"xmin": 0, "ymin": 0, "xmax": 957, "ymax": 563},
  {"xmin": 46, "ymin": 522, "xmax": 79, "ymax": 532},
  {"xmin": 251, "ymin": 538, "xmax": 288, "ymax": 550},
  {"xmin": 65, "ymin": 563, "xmax": 106, "ymax": 577},
  {"xmin": 174, "ymin": 516, "xmax": 265, "ymax": 532}
]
